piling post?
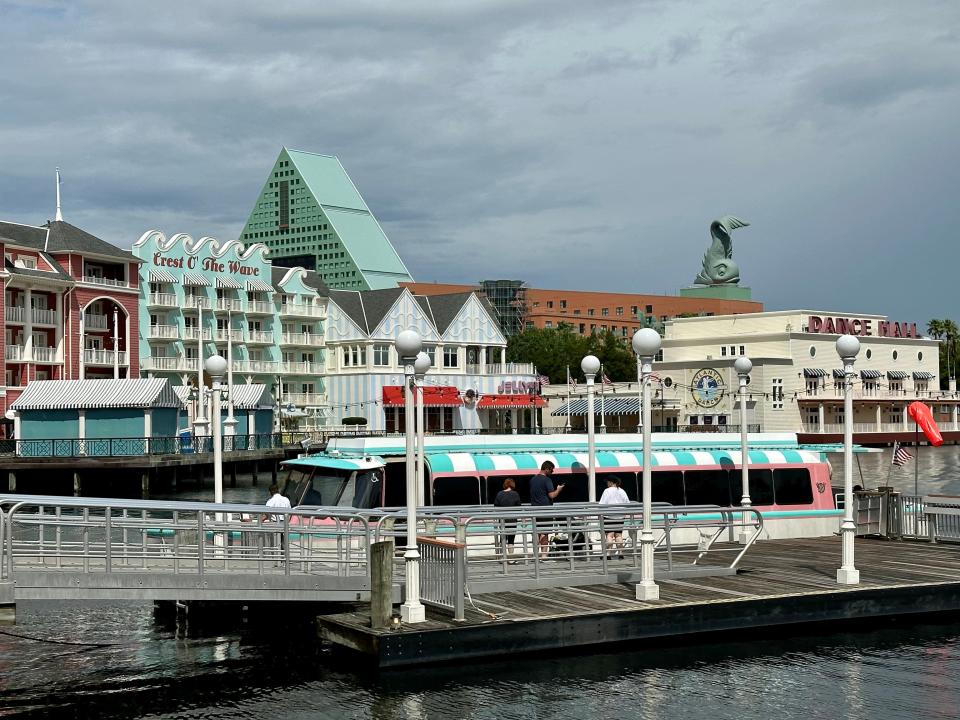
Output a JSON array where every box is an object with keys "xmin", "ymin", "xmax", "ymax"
[
  {"xmin": 73, "ymin": 472, "xmax": 81, "ymax": 497},
  {"xmin": 251, "ymin": 460, "xmax": 258, "ymax": 486},
  {"xmin": 141, "ymin": 472, "xmax": 150, "ymax": 499},
  {"xmin": 370, "ymin": 540, "xmax": 395, "ymax": 629},
  {"xmin": 171, "ymin": 466, "xmax": 178, "ymax": 492},
  {"xmin": 271, "ymin": 463, "xmax": 277, "ymax": 484},
  {"xmin": 7, "ymin": 472, "xmax": 15, "ymax": 493}
]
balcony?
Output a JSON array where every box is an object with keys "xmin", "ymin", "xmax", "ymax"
[
  {"xmin": 215, "ymin": 298, "xmax": 243, "ymax": 313},
  {"xmin": 481, "ymin": 362, "xmax": 535, "ymax": 375},
  {"xmin": 82, "ymin": 275, "xmax": 129, "ymax": 288},
  {"xmin": 280, "ymin": 361, "xmax": 323, "ymax": 374},
  {"xmin": 84, "ymin": 314, "xmax": 108, "ymax": 331},
  {"xmin": 280, "ymin": 332, "xmax": 323, "ymax": 347},
  {"xmin": 183, "ymin": 327, "xmax": 212, "ymax": 341},
  {"xmin": 5, "ymin": 345, "xmax": 24, "ymax": 361},
  {"xmin": 142, "ymin": 357, "xmax": 191, "ymax": 372},
  {"xmin": 84, "ymin": 349, "xmax": 128, "ymax": 366},
  {"xmin": 284, "ymin": 392, "xmax": 326, "ymax": 406},
  {"xmin": 280, "ymin": 302, "xmax": 324, "ymax": 318},
  {"xmin": 148, "ymin": 293, "xmax": 178, "ymax": 308},
  {"xmin": 802, "ymin": 422, "xmax": 912, "ymax": 434},
  {"xmin": 246, "ymin": 330, "xmax": 275, "ymax": 344},
  {"xmin": 148, "ymin": 324, "xmax": 179, "ymax": 340},
  {"xmin": 183, "ymin": 296, "xmax": 210, "ymax": 311},
  {"xmin": 33, "ymin": 346, "xmax": 58, "ymax": 363},
  {"xmin": 233, "ymin": 360, "xmax": 279, "ymax": 373},
  {"xmin": 5, "ymin": 306, "xmax": 24, "ymax": 323},
  {"xmin": 215, "ymin": 328, "xmax": 243, "ymax": 342},
  {"xmin": 800, "ymin": 388, "xmax": 917, "ymax": 401},
  {"xmin": 246, "ymin": 300, "xmax": 274, "ymax": 315}
]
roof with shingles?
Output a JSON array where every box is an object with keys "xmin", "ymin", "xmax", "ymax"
[
  {"xmin": 3, "ymin": 251, "xmax": 73, "ymax": 282},
  {"xmin": 172, "ymin": 383, "xmax": 274, "ymax": 410},
  {"xmin": 0, "ymin": 219, "xmax": 136, "ymax": 262},
  {"xmin": 418, "ymin": 292, "xmax": 475, "ymax": 334},
  {"xmin": 11, "ymin": 379, "xmax": 180, "ymax": 411}
]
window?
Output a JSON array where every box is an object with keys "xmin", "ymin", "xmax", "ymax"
[
  {"xmin": 616, "ymin": 307, "xmax": 623, "ymax": 316},
  {"xmin": 739, "ymin": 346, "xmax": 745, "ymax": 356},
  {"xmin": 579, "ymin": 323, "xmax": 586, "ymax": 334},
  {"xmin": 689, "ymin": 415, "xmax": 699, "ymax": 425},
  {"xmin": 373, "ymin": 344, "xmax": 390, "ymax": 366},
  {"xmin": 729, "ymin": 346, "xmax": 737, "ymax": 356},
  {"xmin": 863, "ymin": 380, "xmax": 877, "ymax": 396},
  {"xmin": 587, "ymin": 309, "xmax": 595, "ymax": 317},
  {"xmin": 545, "ymin": 321, "xmax": 553, "ymax": 328},
  {"xmin": 721, "ymin": 347, "xmax": 727, "ymax": 357},
  {"xmin": 890, "ymin": 380, "xmax": 903, "ymax": 394},
  {"xmin": 889, "ymin": 406, "xmax": 902, "ymax": 424},
  {"xmin": 645, "ymin": 305, "xmax": 653, "ymax": 314},
  {"xmin": 771, "ymin": 378, "xmax": 784, "ymax": 410},
  {"xmin": 631, "ymin": 306, "xmax": 638, "ymax": 315},
  {"xmin": 746, "ymin": 469, "xmax": 775, "ymax": 506},
  {"xmin": 652, "ymin": 471, "xmax": 684, "ymax": 506},
  {"xmin": 717, "ymin": 415, "xmax": 727, "ymax": 425},
  {"xmin": 546, "ymin": 301, "xmax": 553, "ymax": 309},
  {"xmin": 684, "ymin": 470, "xmax": 731, "ymax": 506},
  {"xmin": 443, "ymin": 346, "xmax": 458, "ymax": 368},
  {"xmin": 424, "ymin": 345, "xmax": 436, "ymax": 366},
  {"xmin": 892, "ymin": 350, "xmax": 898, "ymax": 361},
  {"xmin": 573, "ymin": 309, "xmax": 581, "ymax": 315},
  {"xmin": 803, "ymin": 408, "xmax": 819, "ymax": 428},
  {"xmin": 601, "ymin": 308, "xmax": 609, "ymax": 317},
  {"xmin": 560, "ymin": 300, "xmax": 567, "ymax": 309},
  {"xmin": 773, "ymin": 468, "xmax": 813, "ymax": 505}
]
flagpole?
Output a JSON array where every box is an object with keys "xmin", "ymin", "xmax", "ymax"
[
  {"xmin": 886, "ymin": 441, "xmax": 896, "ymax": 489},
  {"xmin": 565, "ymin": 366, "xmax": 571, "ymax": 431},
  {"xmin": 600, "ymin": 364, "xmax": 606, "ymax": 433}
]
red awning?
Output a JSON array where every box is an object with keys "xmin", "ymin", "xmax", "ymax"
[
  {"xmin": 382, "ymin": 385, "xmax": 463, "ymax": 407},
  {"xmin": 477, "ymin": 394, "xmax": 546, "ymax": 409}
]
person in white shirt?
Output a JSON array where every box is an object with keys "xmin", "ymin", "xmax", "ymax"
[
  {"xmin": 599, "ymin": 477, "xmax": 630, "ymax": 559},
  {"xmin": 264, "ymin": 484, "xmax": 292, "ymax": 555}
]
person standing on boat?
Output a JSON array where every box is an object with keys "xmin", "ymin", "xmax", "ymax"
[
  {"xmin": 494, "ymin": 478, "xmax": 522, "ymax": 562},
  {"xmin": 529, "ymin": 461, "xmax": 564, "ymax": 558},
  {"xmin": 599, "ymin": 476, "xmax": 630, "ymax": 559}
]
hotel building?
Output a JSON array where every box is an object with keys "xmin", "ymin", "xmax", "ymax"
[
  {"xmin": 404, "ymin": 282, "xmax": 764, "ymax": 339},
  {"xmin": 0, "ymin": 217, "xmax": 142, "ymax": 424},
  {"xmin": 238, "ymin": 148, "xmax": 413, "ymax": 291},
  {"xmin": 325, "ymin": 287, "xmax": 540, "ymax": 432},
  {"xmin": 133, "ymin": 231, "xmax": 328, "ymax": 428}
]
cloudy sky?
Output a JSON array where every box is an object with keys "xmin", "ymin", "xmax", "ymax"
[{"xmin": 1, "ymin": 0, "xmax": 958, "ymax": 324}]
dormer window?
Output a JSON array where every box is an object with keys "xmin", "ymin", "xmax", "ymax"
[{"xmin": 16, "ymin": 256, "xmax": 36, "ymax": 269}]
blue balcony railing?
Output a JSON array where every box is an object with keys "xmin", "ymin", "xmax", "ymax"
[{"xmin": 1, "ymin": 433, "xmax": 306, "ymax": 458}]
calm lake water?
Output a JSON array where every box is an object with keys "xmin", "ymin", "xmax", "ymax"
[{"xmin": 2, "ymin": 444, "xmax": 960, "ymax": 719}]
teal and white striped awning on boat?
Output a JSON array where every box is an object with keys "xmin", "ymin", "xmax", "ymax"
[
  {"xmin": 284, "ymin": 455, "xmax": 386, "ymax": 471},
  {"xmin": 425, "ymin": 449, "xmax": 824, "ymax": 474}
]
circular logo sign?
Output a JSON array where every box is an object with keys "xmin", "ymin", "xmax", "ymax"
[{"xmin": 691, "ymin": 368, "xmax": 724, "ymax": 408}]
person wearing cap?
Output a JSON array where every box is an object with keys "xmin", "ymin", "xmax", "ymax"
[{"xmin": 599, "ymin": 476, "xmax": 629, "ymax": 559}]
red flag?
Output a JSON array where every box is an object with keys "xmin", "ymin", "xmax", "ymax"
[{"xmin": 908, "ymin": 402, "xmax": 943, "ymax": 446}]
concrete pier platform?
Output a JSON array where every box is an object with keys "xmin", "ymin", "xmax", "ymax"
[{"xmin": 318, "ymin": 537, "xmax": 960, "ymax": 667}]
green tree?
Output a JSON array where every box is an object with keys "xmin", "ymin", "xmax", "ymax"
[
  {"xmin": 927, "ymin": 318, "xmax": 957, "ymax": 387},
  {"xmin": 506, "ymin": 327, "xmax": 645, "ymax": 383}
]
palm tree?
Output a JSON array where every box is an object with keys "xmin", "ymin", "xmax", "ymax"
[{"xmin": 944, "ymin": 319, "xmax": 959, "ymax": 380}]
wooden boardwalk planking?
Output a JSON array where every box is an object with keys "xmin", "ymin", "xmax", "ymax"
[{"xmin": 318, "ymin": 536, "xmax": 960, "ymax": 665}]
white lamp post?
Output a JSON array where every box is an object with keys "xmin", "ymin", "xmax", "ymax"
[
  {"xmin": 395, "ymin": 329, "xmax": 426, "ymax": 623},
  {"xmin": 113, "ymin": 306, "xmax": 120, "ymax": 380},
  {"xmin": 581, "ymin": 354, "xmax": 601, "ymax": 502},
  {"xmin": 734, "ymin": 356, "xmax": 753, "ymax": 544},
  {"xmin": 204, "ymin": 354, "xmax": 228, "ymax": 506},
  {"xmin": 632, "ymin": 328, "xmax": 661, "ymax": 600},
  {"xmin": 836, "ymin": 334, "xmax": 860, "ymax": 585},
  {"xmin": 414, "ymin": 351, "xmax": 432, "ymax": 510}
]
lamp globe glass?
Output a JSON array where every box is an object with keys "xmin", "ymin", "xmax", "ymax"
[
  {"xmin": 835, "ymin": 335, "xmax": 861, "ymax": 360},
  {"xmin": 632, "ymin": 327, "xmax": 662, "ymax": 357},
  {"xmin": 204, "ymin": 354, "xmax": 228, "ymax": 378},
  {"xmin": 581, "ymin": 354, "xmax": 601, "ymax": 376},
  {"xmin": 395, "ymin": 330, "xmax": 423, "ymax": 360},
  {"xmin": 734, "ymin": 356, "xmax": 753, "ymax": 376},
  {"xmin": 414, "ymin": 351, "xmax": 432, "ymax": 376}
]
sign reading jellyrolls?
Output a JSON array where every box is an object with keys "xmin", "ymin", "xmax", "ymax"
[{"xmin": 808, "ymin": 316, "xmax": 918, "ymax": 339}]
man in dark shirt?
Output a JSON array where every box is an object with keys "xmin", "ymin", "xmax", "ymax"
[{"xmin": 529, "ymin": 460, "xmax": 564, "ymax": 557}]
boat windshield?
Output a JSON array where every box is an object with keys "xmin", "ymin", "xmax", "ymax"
[{"xmin": 281, "ymin": 465, "xmax": 383, "ymax": 509}]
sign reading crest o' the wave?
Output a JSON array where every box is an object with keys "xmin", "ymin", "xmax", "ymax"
[{"xmin": 133, "ymin": 231, "xmax": 271, "ymax": 283}]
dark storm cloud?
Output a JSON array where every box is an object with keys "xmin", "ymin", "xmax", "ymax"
[{"xmin": 0, "ymin": 0, "xmax": 958, "ymax": 323}]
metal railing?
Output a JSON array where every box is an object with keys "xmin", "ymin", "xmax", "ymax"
[
  {"xmin": 148, "ymin": 324, "xmax": 180, "ymax": 339},
  {"xmin": 247, "ymin": 330, "xmax": 275, "ymax": 344},
  {"xmin": 246, "ymin": 300, "xmax": 274, "ymax": 314},
  {"xmin": 82, "ymin": 275, "xmax": 129, "ymax": 288},
  {"xmin": 1, "ymin": 432, "xmax": 306, "ymax": 458},
  {"xmin": 280, "ymin": 303, "xmax": 325, "ymax": 318},
  {"xmin": 83, "ymin": 349, "xmax": 128, "ymax": 366},
  {"xmin": 418, "ymin": 537, "xmax": 466, "ymax": 620},
  {"xmin": 148, "ymin": 293, "xmax": 178, "ymax": 307},
  {"xmin": 280, "ymin": 332, "xmax": 323, "ymax": 347},
  {"xmin": 84, "ymin": 313, "xmax": 108, "ymax": 330}
]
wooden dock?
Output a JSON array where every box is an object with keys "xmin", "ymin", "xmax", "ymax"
[{"xmin": 318, "ymin": 537, "xmax": 960, "ymax": 667}]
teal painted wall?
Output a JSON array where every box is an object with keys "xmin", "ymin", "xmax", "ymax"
[
  {"xmin": 255, "ymin": 410, "xmax": 273, "ymax": 434},
  {"xmin": 21, "ymin": 410, "xmax": 79, "ymax": 439},
  {"xmin": 152, "ymin": 409, "xmax": 178, "ymax": 437},
  {"xmin": 86, "ymin": 409, "xmax": 145, "ymax": 438}
]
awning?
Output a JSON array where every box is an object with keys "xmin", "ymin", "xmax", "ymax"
[
  {"xmin": 477, "ymin": 394, "xmax": 546, "ymax": 409},
  {"xmin": 382, "ymin": 385, "xmax": 463, "ymax": 407},
  {"xmin": 181, "ymin": 273, "xmax": 210, "ymax": 287},
  {"xmin": 11, "ymin": 379, "xmax": 181, "ymax": 410},
  {"xmin": 803, "ymin": 368, "xmax": 828, "ymax": 378},
  {"xmin": 246, "ymin": 279, "xmax": 274, "ymax": 293},
  {"xmin": 216, "ymin": 276, "xmax": 243, "ymax": 289},
  {"xmin": 913, "ymin": 371, "xmax": 936, "ymax": 380},
  {"xmin": 148, "ymin": 269, "xmax": 177, "ymax": 283},
  {"xmin": 832, "ymin": 369, "xmax": 846, "ymax": 379},
  {"xmin": 425, "ymin": 448, "xmax": 825, "ymax": 474},
  {"xmin": 552, "ymin": 397, "xmax": 642, "ymax": 416},
  {"xmin": 860, "ymin": 370, "xmax": 883, "ymax": 379},
  {"xmin": 887, "ymin": 370, "xmax": 909, "ymax": 380}
]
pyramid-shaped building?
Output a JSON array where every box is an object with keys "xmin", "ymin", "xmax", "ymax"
[{"xmin": 239, "ymin": 148, "xmax": 413, "ymax": 291}]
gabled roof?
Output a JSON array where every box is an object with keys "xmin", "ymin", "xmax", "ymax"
[
  {"xmin": 0, "ymin": 221, "xmax": 47, "ymax": 248},
  {"xmin": 417, "ymin": 292, "xmax": 475, "ymax": 334},
  {"xmin": 11, "ymin": 379, "xmax": 180, "ymax": 411},
  {"xmin": 326, "ymin": 289, "xmax": 370, "ymax": 333},
  {"xmin": 3, "ymin": 251, "xmax": 73, "ymax": 282},
  {"xmin": 0, "ymin": 219, "xmax": 136, "ymax": 262},
  {"xmin": 327, "ymin": 288, "xmax": 407, "ymax": 335}
]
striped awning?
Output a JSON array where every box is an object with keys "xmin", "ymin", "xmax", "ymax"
[
  {"xmin": 383, "ymin": 386, "xmax": 463, "ymax": 407},
  {"xmin": 887, "ymin": 370, "xmax": 909, "ymax": 380},
  {"xmin": 803, "ymin": 368, "xmax": 828, "ymax": 378},
  {"xmin": 246, "ymin": 279, "xmax": 274, "ymax": 293},
  {"xmin": 181, "ymin": 273, "xmax": 210, "ymax": 287},
  {"xmin": 148, "ymin": 269, "xmax": 177, "ymax": 283},
  {"xmin": 552, "ymin": 397, "xmax": 642, "ymax": 416},
  {"xmin": 478, "ymin": 394, "xmax": 546, "ymax": 409},
  {"xmin": 913, "ymin": 371, "xmax": 936, "ymax": 380},
  {"xmin": 216, "ymin": 276, "xmax": 243, "ymax": 289},
  {"xmin": 832, "ymin": 369, "xmax": 846, "ymax": 379},
  {"xmin": 11, "ymin": 379, "xmax": 181, "ymax": 411},
  {"xmin": 860, "ymin": 370, "xmax": 883, "ymax": 379},
  {"xmin": 425, "ymin": 448, "xmax": 824, "ymax": 474}
]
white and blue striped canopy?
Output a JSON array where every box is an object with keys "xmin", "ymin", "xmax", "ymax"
[
  {"xmin": 426, "ymin": 449, "xmax": 823, "ymax": 474},
  {"xmin": 552, "ymin": 397, "xmax": 640, "ymax": 416}
]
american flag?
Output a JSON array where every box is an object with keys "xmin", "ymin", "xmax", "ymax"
[
  {"xmin": 602, "ymin": 373, "xmax": 613, "ymax": 385},
  {"xmin": 538, "ymin": 374, "xmax": 551, "ymax": 387},
  {"xmin": 892, "ymin": 442, "xmax": 913, "ymax": 467},
  {"xmin": 570, "ymin": 378, "xmax": 578, "ymax": 391}
]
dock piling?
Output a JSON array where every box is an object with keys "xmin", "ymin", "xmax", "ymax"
[
  {"xmin": 370, "ymin": 540, "xmax": 395, "ymax": 629},
  {"xmin": 7, "ymin": 472, "xmax": 15, "ymax": 493},
  {"xmin": 72, "ymin": 472, "xmax": 81, "ymax": 496},
  {"xmin": 251, "ymin": 461, "xmax": 258, "ymax": 486}
]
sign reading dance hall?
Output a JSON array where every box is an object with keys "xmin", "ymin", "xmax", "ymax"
[{"xmin": 807, "ymin": 315, "xmax": 918, "ymax": 339}]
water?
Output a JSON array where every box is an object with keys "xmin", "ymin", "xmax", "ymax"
[{"xmin": 3, "ymin": 446, "xmax": 960, "ymax": 718}]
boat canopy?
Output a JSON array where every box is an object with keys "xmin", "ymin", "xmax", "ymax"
[
  {"xmin": 424, "ymin": 449, "xmax": 825, "ymax": 474},
  {"xmin": 283, "ymin": 455, "xmax": 386, "ymax": 472}
]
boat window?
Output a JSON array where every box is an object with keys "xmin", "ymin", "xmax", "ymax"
[
  {"xmin": 559, "ymin": 472, "xmax": 589, "ymax": 503},
  {"xmin": 383, "ymin": 462, "xmax": 407, "ymax": 507},
  {"xmin": 684, "ymin": 469, "xmax": 732, "ymax": 506},
  {"xmin": 280, "ymin": 467, "xmax": 313, "ymax": 505},
  {"xmin": 433, "ymin": 475, "xmax": 481, "ymax": 506},
  {"xmin": 598, "ymin": 472, "xmax": 637, "ymax": 501},
  {"xmin": 774, "ymin": 468, "xmax": 813, "ymax": 505},
  {"xmin": 351, "ymin": 470, "xmax": 383, "ymax": 509},
  {"xmin": 745, "ymin": 468, "xmax": 775, "ymax": 506},
  {"xmin": 302, "ymin": 473, "xmax": 347, "ymax": 506},
  {"xmin": 651, "ymin": 471, "xmax": 684, "ymax": 506}
]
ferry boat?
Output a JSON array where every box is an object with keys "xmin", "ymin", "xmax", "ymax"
[{"xmin": 278, "ymin": 433, "xmax": 843, "ymax": 540}]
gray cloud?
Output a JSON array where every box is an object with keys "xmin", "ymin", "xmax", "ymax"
[{"xmin": 0, "ymin": 0, "xmax": 958, "ymax": 324}]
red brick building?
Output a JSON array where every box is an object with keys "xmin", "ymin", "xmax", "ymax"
[
  {"xmin": 403, "ymin": 282, "xmax": 763, "ymax": 339},
  {"xmin": 1, "ymin": 219, "xmax": 141, "ymax": 426}
]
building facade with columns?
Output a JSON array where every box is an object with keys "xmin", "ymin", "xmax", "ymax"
[
  {"xmin": 0, "ymin": 219, "xmax": 142, "ymax": 428},
  {"xmin": 324, "ymin": 287, "xmax": 540, "ymax": 432},
  {"xmin": 133, "ymin": 231, "xmax": 329, "ymax": 429}
]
